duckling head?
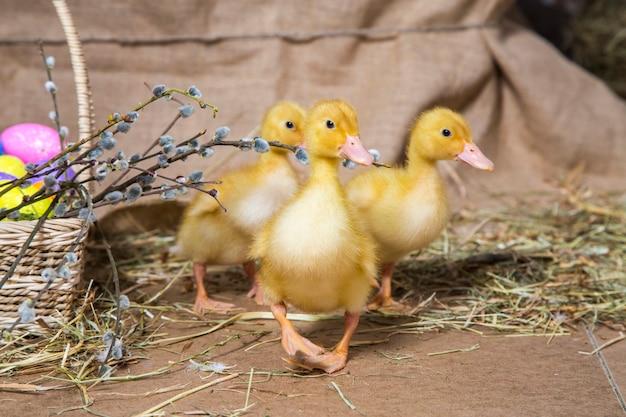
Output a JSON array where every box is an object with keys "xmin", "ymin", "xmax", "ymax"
[
  {"xmin": 304, "ymin": 99, "xmax": 374, "ymax": 166},
  {"xmin": 408, "ymin": 107, "xmax": 494, "ymax": 171},
  {"xmin": 260, "ymin": 100, "xmax": 307, "ymax": 150}
]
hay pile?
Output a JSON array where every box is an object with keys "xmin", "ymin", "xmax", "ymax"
[
  {"xmin": 394, "ymin": 191, "xmax": 625, "ymax": 335},
  {"xmin": 516, "ymin": 0, "xmax": 626, "ymax": 98},
  {"xmin": 1, "ymin": 183, "xmax": 624, "ymax": 383},
  {"xmin": 569, "ymin": 0, "xmax": 626, "ymax": 98}
]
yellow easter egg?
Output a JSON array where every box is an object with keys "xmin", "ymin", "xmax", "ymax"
[
  {"xmin": 0, "ymin": 180, "xmax": 24, "ymax": 211},
  {"xmin": 0, "ymin": 180, "xmax": 53, "ymax": 220},
  {"xmin": 22, "ymin": 182, "xmax": 53, "ymax": 218},
  {"xmin": 0, "ymin": 155, "xmax": 26, "ymax": 178}
]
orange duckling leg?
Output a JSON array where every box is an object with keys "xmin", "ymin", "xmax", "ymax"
[
  {"xmin": 243, "ymin": 260, "xmax": 266, "ymax": 305},
  {"xmin": 271, "ymin": 302, "xmax": 325, "ymax": 359},
  {"xmin": 193, "ymin": 262, "xmax": 238, "ymax": 314},
  {"xmin": 368, "ymin": 263, "xmax": 413, "ymax": 314},
  {"xmin": 293, "ymin": 311, "xmax": 361, "ymax": 374}
]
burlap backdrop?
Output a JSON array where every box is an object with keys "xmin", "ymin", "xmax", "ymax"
[{"xmin": 2, "ymin": 0, "xmax": 625, "ymax": 221}]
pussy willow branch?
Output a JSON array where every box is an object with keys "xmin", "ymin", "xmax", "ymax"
[
  {"xmin": 147, "ymin": 113, "xmax": 183, "ymax": 155},
  {"xmin": 103, "ymin": 112, "xmax": 185, "ymax": 192},
  {"xmin": 38, "ymin": 41, "xmax": 63, "ymax": 151},
  {"xmin": 89, "ymin": 129, "xmax": 210, "ymax": 203},
  {"xmin": 267, "ymin": 140, "xmax": 300, "ymax": 153},
  {"xmin": 94, "ymin": 221, "xmax": 122, "ymax": 374},
  {"xmin": 0, "ymin": 88, "xmax": 216, "ymax": 201},
  {"xmin": 122, "ymin": 129, "xmax": 214, "ymax": 172},
  {"xmin": 64, "ymin": 181, "xmax": 221, "ymax": 217},
  {"xmin": 0, "ymin": 108, "xmax": 213, "ymax": 221},
  {"xmin": 131, "ymin": 129, "xmax": 209, "ymax": 166},
  {"xmin": 89, "ymin": 136, "xmax": 307, "ymax": 207}
]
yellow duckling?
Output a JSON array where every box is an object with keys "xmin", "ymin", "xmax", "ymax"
[
  {"xmin": 176, "ymin": 100, "xmax": 306, "ymax": 314},
  {"xmin": 250, "ymin": 99, "xmax": 376, "ymax": 373},
  {"xmin": 346, "ymin": 107, "xmax": 494, "ymax": 312}
]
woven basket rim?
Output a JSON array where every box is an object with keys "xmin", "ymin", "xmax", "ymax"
[
  {"xmin": 0, "ymin": 217, "xmax": 86, "ymax": 230},
  {"xmin": 0, "ymin": 217, "xmax": 88, "ymax": 247}
]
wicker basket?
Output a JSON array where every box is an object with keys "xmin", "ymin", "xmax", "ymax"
[
  {"xmin": 0, "ymin": 1, "xmax": 94, "ymax": 335},
  {"xmin": 0, "ymin": 218, "xmax": 88, "ymax": 333}
]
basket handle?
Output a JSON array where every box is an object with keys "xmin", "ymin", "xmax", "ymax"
[{"xmin": 52, "ymin": 0, "xmax": 95, "ymax": 192}]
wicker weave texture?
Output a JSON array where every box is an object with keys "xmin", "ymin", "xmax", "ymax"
[{"xmin": 0, "ymin": 218, "xmax": 86, "ymax": 332}]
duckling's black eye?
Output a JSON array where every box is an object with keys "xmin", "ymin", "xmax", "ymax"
[
  {"xmin": 441, "ymin": 128, "xmax": 452, "ymax": 138},
  {"xmin": 326, "ymin": 120, "xmax": 335, "ymax": 129},
  {"xmin": 285, "ymin": 121, "xmax": 295, "ymax": 129}
]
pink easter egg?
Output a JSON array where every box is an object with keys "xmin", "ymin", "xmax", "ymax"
[{"xmin": 0, "ymin": 123, "xmax": 62, "ymax": 164}]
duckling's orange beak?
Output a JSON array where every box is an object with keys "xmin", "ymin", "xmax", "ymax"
[
  {"xmin": 456, "ymin": 142, "xmax": 494, "ymax": 171},
  {"xmin": 340, "ymin": 134, "xmax": 374, "ymax": 166}
]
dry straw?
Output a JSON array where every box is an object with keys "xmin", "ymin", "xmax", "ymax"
[
  {"xmin": 569, "ymin": 0, "xmax": 626, "ymax": 98},
  {"xmin": 0, "ymin": 186, "xmax": 624, "ymax": 415}
]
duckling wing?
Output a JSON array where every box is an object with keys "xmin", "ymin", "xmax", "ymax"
[
  {"xmin": 345, "ymin": 169, "xmax": 390, "ymax": 211},
  {"xmin": 225, "ymin": 164, "xmax": 299, "ymax": 235}
]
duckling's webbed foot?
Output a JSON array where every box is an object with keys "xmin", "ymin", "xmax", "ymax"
[
  {"xmin": 367, "ymin": 292, "xmax": 415, "ymax": 315},
  {"xmin": 367, "ymin": 263, "xmax": 415, "ymax": 315},
  {"xmin": 193, "ymin": 261, "xmax": 241, "ymax": 315},
  {"xmin": 292, "ymin": 350, "xmax": 348, "ymax": 374},
  {"xmin": 287, "ymin": 310, "xmax": 360, "ymax": 374},
  {"xmin": 194, "ymin": 296, "xmax": 240, "ymax": 315},
  {"xmin": 281, "ymin": 327, "xmax": 325, "ymax": 358},
  {"xmin": 367, "ymin": 298, "xmax": 415, "ymax": 316},
  {"xmin": 271, "ymin": 302, "xmax": 324, "ymax": 358}
]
